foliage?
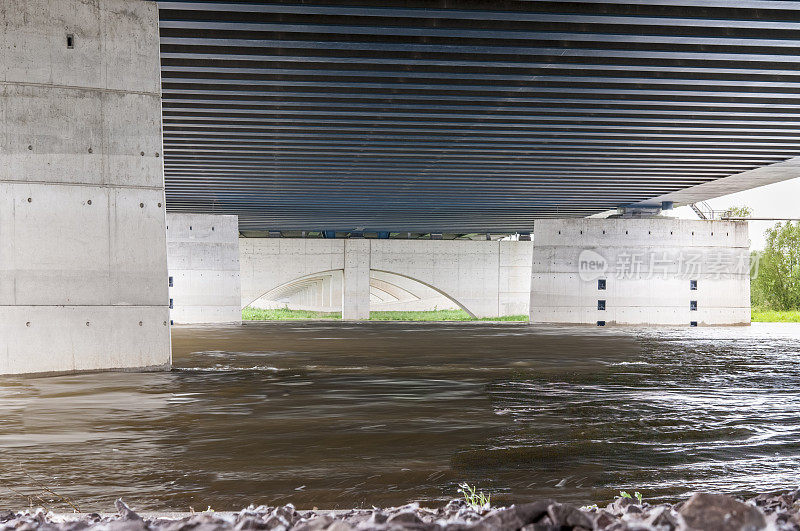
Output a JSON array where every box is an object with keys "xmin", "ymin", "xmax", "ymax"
[
  {"xmin": 751, "ymin": 308, "xmax": 800, "ymax": 322},
  {"xmin": 457, "ymin": 483, "xmax": 491, "ymax": 511},
  {"xmin": 721, "ymin": 205, "xmax": 752, "ymax": 218},
  {"xmin": 369, "ymin": 310, "xmax": 528, "ymax": 321},
  {"xmin": 242, "ymin": 307, "xmax": 341, "ymax": 320},
  {"xmin": 243, "ymin": 307, "xmax": 528, "ymax": 321},
  {"xmin": 751, "ymin": 222, "xmax": 800, "ymax": 311}
]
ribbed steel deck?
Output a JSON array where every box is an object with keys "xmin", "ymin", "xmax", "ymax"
[{"xmin": 157, "ymin": 0, "xmax": 800, "ymax": 232}]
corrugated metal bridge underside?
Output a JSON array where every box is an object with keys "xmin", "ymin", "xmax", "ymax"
[{"xmin": 158, "ymin": 0, "xmax": 800, "ymax": 233}]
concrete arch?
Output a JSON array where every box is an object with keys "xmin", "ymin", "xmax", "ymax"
[
  {"xmin": 370, "ymin": 269, "xmax": 475, "ymax": 317},
  {"xmin": 246, "ymin": 269, "xmax": 342, "ymax": 312},
  {"xmin": 239, "ymin": 238, "xmax": 532, "ymax": 319},
  {"xmin": 246, "ymin": 268, "xmax": 468, "ymax": 314}
]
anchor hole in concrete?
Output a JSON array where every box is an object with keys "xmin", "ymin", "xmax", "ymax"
[{"xmin": 66, "ymin": 34, "xmax": 74, "ymax": 48}]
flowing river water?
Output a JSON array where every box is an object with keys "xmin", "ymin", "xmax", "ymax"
[{"xmin": 1, "ymin": 321, "xmax": 799, "ymax": 512}]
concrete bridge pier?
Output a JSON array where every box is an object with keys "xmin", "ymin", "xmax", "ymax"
[
  {"xmin": 0, "ymin": 0, "xmax": 171, "ymax": 375},
  {"xmin": 166, "ymin": 214, "xmax": 242, "ymax": 324},
  {"xmin": 530, "ymin": 218, "xmax": 751, "ymax": 326}
]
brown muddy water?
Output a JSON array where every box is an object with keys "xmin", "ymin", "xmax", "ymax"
[{"xmin": 1, "ymin": 321, "xmax": 800, "ymax": 512}]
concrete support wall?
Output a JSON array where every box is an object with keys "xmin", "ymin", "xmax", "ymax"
[
  {"xmin": 0, "ymin": 0, "xmax": 170, "ymax": 375},
  {"xmin": 530, "ymin": 219, "xmax": 750, "ymax": 326},
  {"xmin": 239, "ymin": 239, "xmax": 533, "ymax": 318},
  {"xmin": 166, "ymin": 214, "xmax": 241, "ymax": 324}
]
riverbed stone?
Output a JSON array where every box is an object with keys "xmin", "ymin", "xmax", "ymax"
[
  {"xmin": 593, "ymin": 509, "xmax": 618, "ymax": 530},
  {"xmin": 386, "ymin": 511, "xmax": 424, "ymax": 526},
  {"xmin": 114, "ymin": 500, "xmax": 142, "ymax": 521},
  {"xmin": 470, "ymin": 500, "xmax": 552, "ymax": 530},
  {"xmin": 3, "ymin": 492, "xmax": 799, "ymax": 531},
  {"xmin": 678, "ymin": 493, "xmax": 767, "ymax": 531},
  {"xmin": 546, "ymin": 502, "xmax": 592, "ymax": 530},
  {"xmin": 643, "ymin": 506, "xmax": 678, "ymax": 530}
]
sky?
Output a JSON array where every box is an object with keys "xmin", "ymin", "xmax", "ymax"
[{"xmin": 663, "ymin": 176, "xmax": 800, "ymax": 250}]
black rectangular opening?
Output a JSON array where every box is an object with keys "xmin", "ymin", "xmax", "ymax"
[
  {"xmin": 690, "ymin": 300, "xmax": 697, "ymax": 311},
  {"xmin": 66, "ymin": 34, "xmax": 74, "ymax": 49},
  {"xmin": 597, "ymin": 300, "xmax": 606, "ymax": 311},
  {"xmin": 168, "ymin": 276, "xmax": 174, "ymax": 287},
  {"xmin": 690, "ymin": 280, "xmax": 697, "ymax": 290},
  {"xmin": 597, "ymin": 320, "xmax": 606, "ymax": 326},
  {"xmin": 598, "ymin": 279, "xmax": 606, "ymax": 290},
  {"xmin": 690, "ymin": 321, "xmax": 698, "ymax": 327},
  {"xmin": 169, "ymin": 298, "xmax": 174, "ymax": 309}
]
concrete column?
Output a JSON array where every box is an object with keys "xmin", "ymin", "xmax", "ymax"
[
  {"xmin": 0, "ymin": 0, "xmax": 170, "ymax": 375},
  {"xmin": 329, "ymin": 270, "xmax": 344, "ymax": 312},
  {"xmin": 321, "ymin": 275, "xmax": 332, "ymax": 308},
  {"xmin": 167, "ymin": 214, "xmax": 242, "ymax": 324},
  {"xmin": 530, "ymin": 218, "xmax": 750, "ymax": 326},
  {"xmin": 343, "ymin": 240, "xmax": 370, "ymax": 320}
]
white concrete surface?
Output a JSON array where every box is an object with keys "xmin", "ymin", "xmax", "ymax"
[
  {"xmin": 240, "ymin": 239, "xmax": 533, "ymax": 318},
  {"xmin": 0, "ymin": 0, "xmax": 170, "ymax": 375},
  {"xmin": 343, "ymin": 240, "xmax": 370, "ymax": 320},
  {"xmin": 530, "ymin": 219, "xmax": 751, "ymax": 326},
  {"xmin": 167, "ymin": 214, "xmax": 241, "ymax": 324}
]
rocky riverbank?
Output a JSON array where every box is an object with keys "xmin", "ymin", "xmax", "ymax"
[{"xmin": 3, "ymin": 491, "xmax": 800, "ymax": 530}]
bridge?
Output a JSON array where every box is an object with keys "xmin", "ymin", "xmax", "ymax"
[
  {"xmin": 0, "ymin": 0, "xmax": 793, "ymax": 374},
  {"xmin": 156, "ymin": 0, "xmax": 800, "ymax": 232}
]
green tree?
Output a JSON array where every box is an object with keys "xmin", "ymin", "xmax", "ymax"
[
  {"xmin": 752, "ymin": 221, "xmax": 800, "ymax": 310},
  {"xmin": 722, "ymin": 205, "xmax": 752, "ymax": 218}
]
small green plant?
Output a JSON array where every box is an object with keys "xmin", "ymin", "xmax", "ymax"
[
  {"xmin": 580, "ymin": 504, "xmax": 599, "ymax": 511},
  {"xmin": 457, "ymin": 483, "xmax": 491, "ymax": 510},
  {"xmin": 620, "ymin": 491, "xmax": 643, "ymax": 504}
]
